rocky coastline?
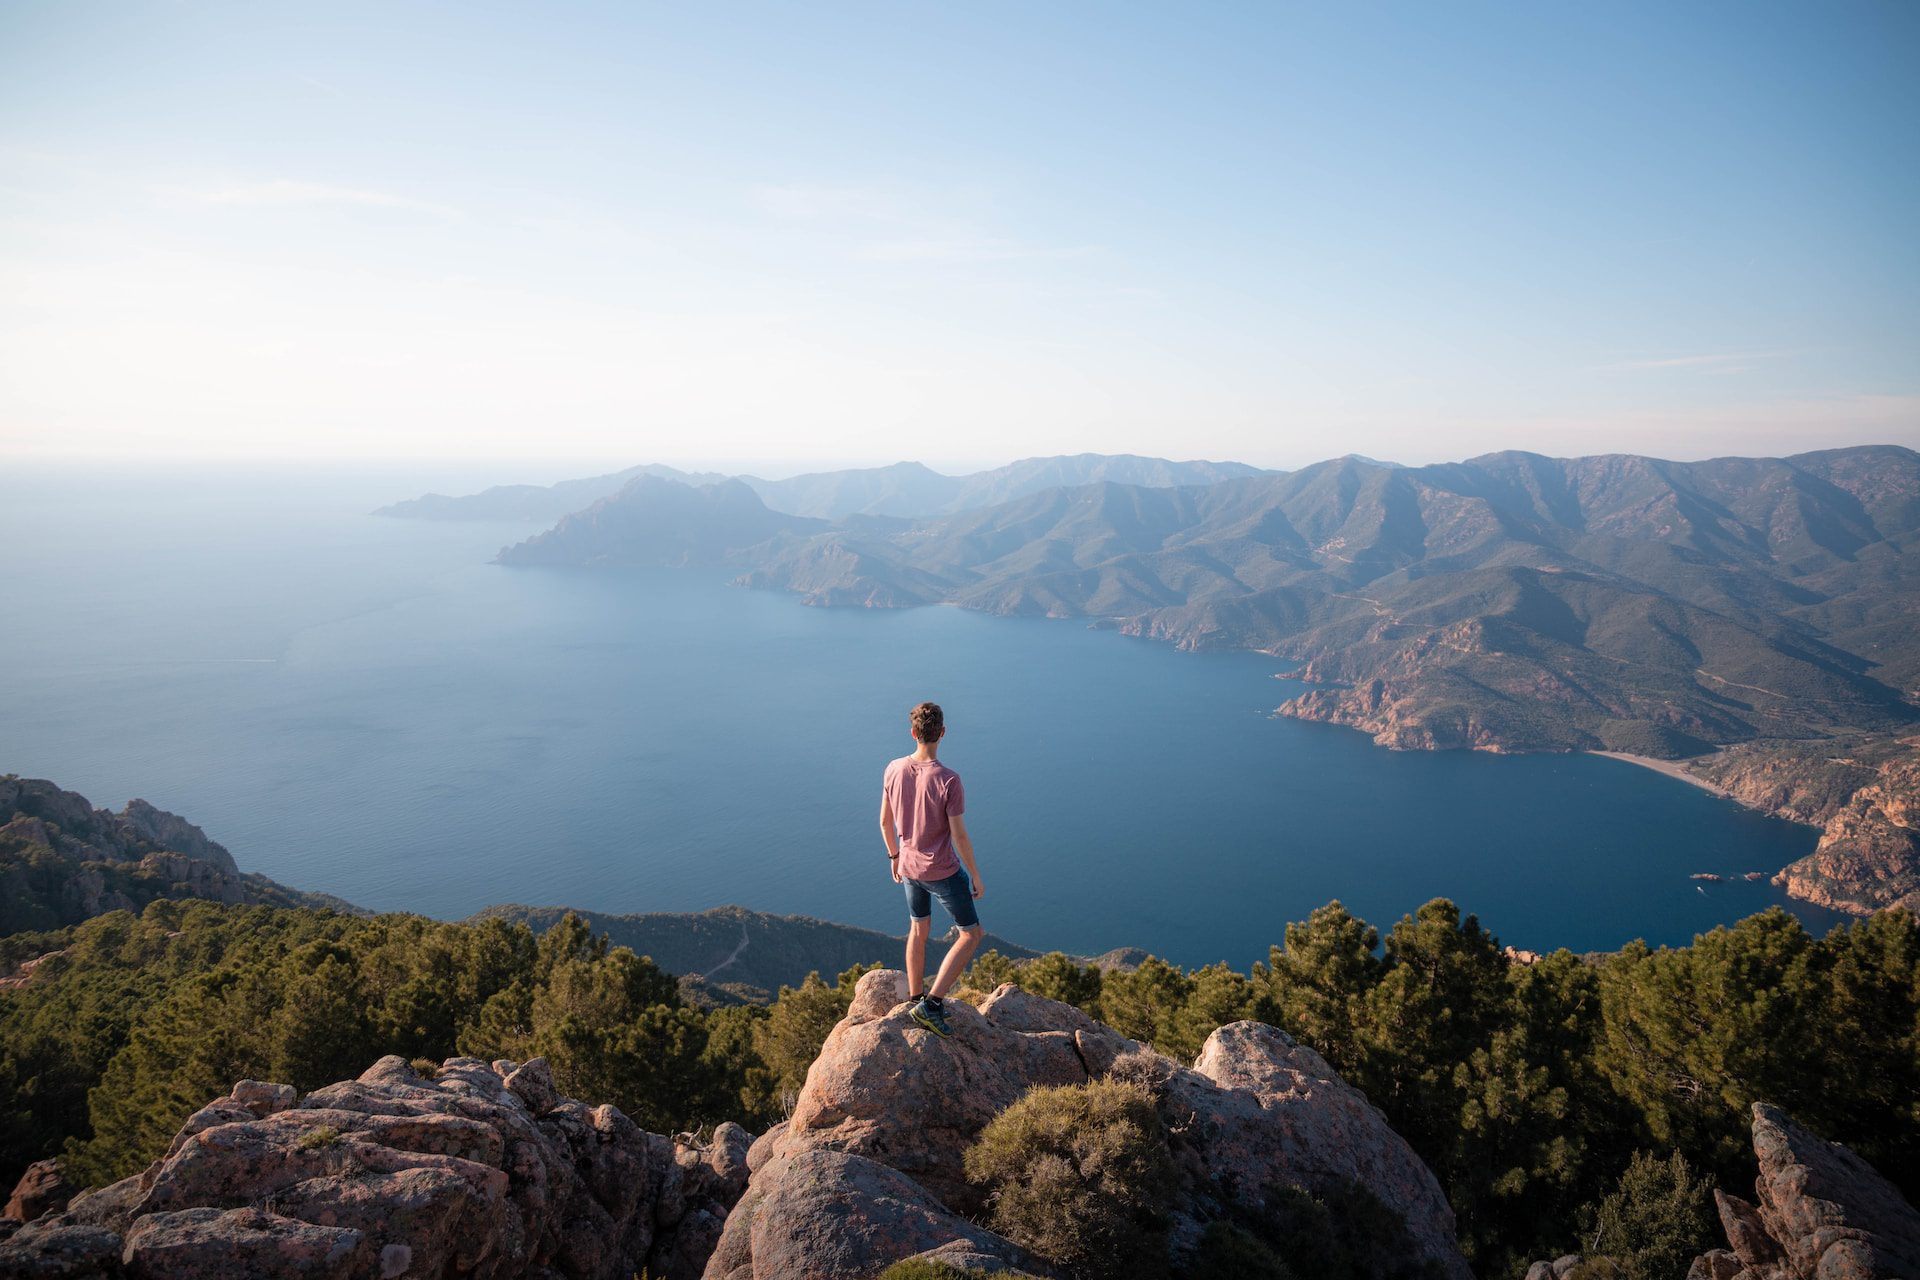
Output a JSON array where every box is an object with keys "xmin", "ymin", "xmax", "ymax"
[
  {"xmin": 0, "ymin": 776, "xmax": 364, "ymax": 934},
  {"xmin": 1266, "ymin": 681, "xmax": 1919, "ymax": 920}
]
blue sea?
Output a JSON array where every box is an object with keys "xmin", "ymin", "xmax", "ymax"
[{"xmin": 0, "ymin": 465, "xmax": 1840, "ymax": 967}]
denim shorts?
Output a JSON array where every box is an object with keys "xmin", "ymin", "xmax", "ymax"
[{"xmin": 904, "ymin": 868, "xmax": 980, "ymax": 929}]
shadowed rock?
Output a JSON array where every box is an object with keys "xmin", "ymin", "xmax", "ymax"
[
  {"xmin": 1687, "ymin": 1103, "xmax": 1920, "ymax": 1280},
  {"xmin": 4, "ymin": 1161, "xmax": 73, "ymax": 1224},
  {"xmin": 1175, "ymin": 1019, "xmax": 1469, "ymax": 1274},
  {"xmin": 703, "ymin": 1149, "xmax": 1051, "ymax": 1280}
]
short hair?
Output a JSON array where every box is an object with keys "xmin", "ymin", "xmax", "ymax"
[{"xmin": 910, "ymin": 701, "xmax": 945, "ymax": 743}]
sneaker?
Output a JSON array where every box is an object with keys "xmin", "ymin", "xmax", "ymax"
[{"xmin": 909, "ymin": 997, "xmax": 953, "ymax": 1039}]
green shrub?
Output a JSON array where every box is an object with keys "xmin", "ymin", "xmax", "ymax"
[
  {"xmin": 1564, "ymin": 1262, "xmax": 1628, "ymax": 1280},
  {"xmin": 1583, "ymin": 1150, "xmax": 1716, "ymax": 1280},
  {"xmin": 293, "ymin": 1124, "xmax": 340, "ymax": 1150},
  {"xmin": 1214, "ymin": 1185, "xmax": 1445, "ymax": 1280},
  {"xmin": 967, "ymin": 950, "xmax": 1021, "ymax": 992},
  {"xmin": 875, "ymin": 1260, "xmax": 973, "ymax": 1280},
  {"xmin": 746, "ymin": 968, "xmax": 858, "ymax": 1119},
  {"xmin": 1182, "ymin": 1221, "xmax": 1294, "ymax": 1279},
  {"xmin": 964, "ymin": 1079, "xmax": 1176, "ymax": 1280},
  {"xmin": 1018, "ymin": 952, "xmax": 1105, "ymax": 1012}
]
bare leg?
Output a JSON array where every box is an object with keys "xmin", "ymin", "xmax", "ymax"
[
  {"xmin": 906, "ymin": 917, "xmax": 931, "ymax": 998},
  {"xmin": 929, "ymin": 925, "xmax": 984, "ymax": 998}
]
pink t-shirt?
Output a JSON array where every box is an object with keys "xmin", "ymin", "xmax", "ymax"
[{"xmin": 884, "ymin": 756, "xmax": 966, "ymax": 881}]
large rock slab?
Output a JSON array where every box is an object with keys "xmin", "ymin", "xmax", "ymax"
[
  {"xmin": 121, "ymin": 1208, "xmax": 365, "ymax": 1279},
  {"xmin": 0, "ymin": 1222, "xmax": 124, "ymax": 1279},
  {"xmin": 0, "ymin": 1056, "xmax": 752, "ymax": 1280},
  {"xmin": 763, "ymin": 971, "xmax": 1099, "ymax": 1209},
  {"xmin": 1183, "ymin": 1020, "xmax": 1469, "ymax": 1278},
  {"xmin": 700, "ymin": 1149, "xmax": 1050, "ymax": 1280}
]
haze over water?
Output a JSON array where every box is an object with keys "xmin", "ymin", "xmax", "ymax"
[{"xmin": 1, "ymin": 466, "xmax": 1841, "ymax": 967}]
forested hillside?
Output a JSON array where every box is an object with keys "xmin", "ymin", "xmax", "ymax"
[
  {"xmin": 4, "ymin": 896, "xmax": 1913, "ymax": 1275},
  {"xmin": 471, "ymin": 902, "xmax": 1046, "ymax": 1004}
]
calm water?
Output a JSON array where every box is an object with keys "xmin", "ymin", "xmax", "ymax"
[{"xmin": 0, "ymin": 466, "xmax": 1838, "ymax": 967}]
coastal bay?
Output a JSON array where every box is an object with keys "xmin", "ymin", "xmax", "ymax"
[{"xmin": 0, "ymin": 467, "xmax": 1843, "ymax": 967}]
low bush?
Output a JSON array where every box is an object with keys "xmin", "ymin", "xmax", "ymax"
[
  {"xmin": 875, "ymin": 1260, "xmax": 972, "ymax": 1280},
  {"xmin": 293, "ymin": 1124, "xmax": 340, "ymax": 1150},
  {"xmin": 1580, "ymin": 1150, "xmax": 1716, "ymax": 1280},
  {"xmin": 1209, "ymin": 1184, "xmax": 1446, "ymax": 1280},
  {"xmin": 964, "ymin": 1078, "xmax": 1176, "ymax": 1280}
]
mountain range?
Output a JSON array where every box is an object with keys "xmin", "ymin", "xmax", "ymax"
[
  {"xmin": 376, "ymin": 453, "xmax": 1267, "ymax": 523},
  {"xmin": 496, "ymin": 446, "xmax": 1920, "ymax": 747},
  {"xmin": 483, "ymin": 444, "xmax": 1920, "ymax": 915}
]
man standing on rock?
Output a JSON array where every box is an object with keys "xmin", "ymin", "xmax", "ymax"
[{"xmin": 879, "ymin": 701, "xmax": 985, "ymax": 1038}]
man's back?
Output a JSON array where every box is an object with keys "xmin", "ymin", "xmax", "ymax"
[{"xmin": 883, "ymin": 754, "xmax": 964, "ymax": 881}]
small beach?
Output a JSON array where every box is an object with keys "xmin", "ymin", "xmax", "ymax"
[{"xmin": 1588, "ymin": 751, "xmax": 1729, "ymax": 797}]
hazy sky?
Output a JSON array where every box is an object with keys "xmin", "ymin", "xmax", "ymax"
[{"xmin": 2, "ymin": 2, "xmax": 1915, "ymax": 471}]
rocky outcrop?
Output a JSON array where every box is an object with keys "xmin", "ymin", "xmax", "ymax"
[
  {"xmin": 1273, "ymin": 672, "xmax": 1550, "ymax": 753},
  {"xmin": 0, "ymin": 1056, "xmax": 751, "ymax": 1280},
  {"xmin": 1771, "ymin": 752, "xmax": 1920, "ymax": 915},
  {"xmin": 1691, "ymin": 744, "xmax": 1885, "ymax": 829},
  {"xmin": 1180, "ymin": 1019, "xmax": 1471, "ymax": 1271},
  {"xmin": 1677, "ymin": 738, "xmax": 1920, "ymax": 917},
  {"xmin": 0, "ymin": 779, "xmax": 239, "ymax": 874},
  {"xmin": 1687, "ymin": 1103, "xmax": 1920, "ymax": 1280},
  {"xmin": 706, "ymin": 969, "xmax": 1472, "ymax": 1280},
  {"xmin": 0, "ymin": 949, "xmax": 65, "ymax": 993},
  {"xmin": 751, "ymin": 974, "xmax": 1101, "ymax": 1211},
  {"xmin": 115, "ymin": 801, "xmax": 239, "ymax": 875},
  {"xmin": 3, "ymin": 1160, "xmax": 73, "ymax": 1223},
  {"xmin": 0, "ymin": 776, "xmax": 359, "ymax": 933}
]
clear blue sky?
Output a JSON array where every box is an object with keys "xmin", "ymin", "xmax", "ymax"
[{"xmin": 2, "ymin": 1, "xmax": 1914, "ymax": 471}]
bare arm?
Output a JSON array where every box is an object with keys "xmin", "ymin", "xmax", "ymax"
[
  {"xmin": 950, "ymin": 812, "xmax": 983, "ymax": 898},
  {"xmin": 879, "ymin": 797, "xmax": 903, "ymax": 880}
]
